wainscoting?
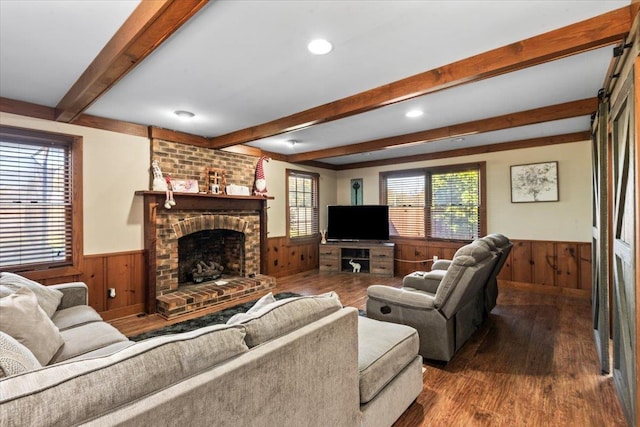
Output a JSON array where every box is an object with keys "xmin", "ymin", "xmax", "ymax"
[
  {"xmin": 265, "ymin": 236, "xmax": 320, "ymax": 278},
  {"xmin": 391, "ymin": 238, "xmax": 591, "ymax": 296},
  {"xmin": 81, "ymin": 250, "xmax": 146, "ymax": 320}
]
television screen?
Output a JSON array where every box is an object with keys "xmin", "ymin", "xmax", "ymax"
[{"xmin": 327, "ymin": 205, "xmax": 390, "ymax": 241}]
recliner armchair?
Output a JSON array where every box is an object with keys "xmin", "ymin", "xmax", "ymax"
[
  {"xmin": 402, "ymin": 233, "xmax": 512, "ymax": 317},
  {"xmin": 366, "ymin": 239, "xmax": 499, "ymax": 362}
]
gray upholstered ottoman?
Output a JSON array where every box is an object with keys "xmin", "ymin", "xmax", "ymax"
[{"xmin": 357, "ymin": 316, "xmax": 423, "ymax": 427}]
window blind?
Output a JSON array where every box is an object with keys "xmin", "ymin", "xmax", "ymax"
[
  {"xmin": 0, "ymin": 137, "xmax": 73, "ymax": 269},
  {"xmin": 382, "ymin": 164, "xmax": 482, "ymax": 241},
  {"xmin": 429, "ymin": 169, "xmax": 480, "ymax": 240},
  {"xmin": 287, "ymin": 171, "xmax": 319, "ymax": 239}
]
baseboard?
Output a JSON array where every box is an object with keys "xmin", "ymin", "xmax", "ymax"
[{"xmin": 499, "ymin": 280, "xmax": 590, "ymax": 298}]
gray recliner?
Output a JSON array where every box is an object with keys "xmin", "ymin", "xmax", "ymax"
[
  {"xmin": 402, "ymin": 233, "xmax": 512, "ymax": 317},
  {"xmin": 366, "ymin": 240, "xmax": 499, "ymax": 362}
]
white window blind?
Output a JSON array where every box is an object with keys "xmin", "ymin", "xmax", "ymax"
[
  {"xmin": 381, "ymin": 164, "xmax": 483, "ymax": 241},
  {"xmin": 430, "ymin": 169, "xmax": 480, "ymax": 240},
  {"xmin": 287, "ymin": 170, "xmax": 319, "ymax": 239},
  {"xmin": 0, "ymin": 134, "xmax": 73, "ymax": 269}
]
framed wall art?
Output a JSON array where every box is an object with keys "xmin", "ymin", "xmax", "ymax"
[
  {"xmin": 350, "ymin": 178, "xmax": 363, "ymax": 205},
  {"xmin": 510, "ymin": 161, "xmax": 559, "ymax": 203}
]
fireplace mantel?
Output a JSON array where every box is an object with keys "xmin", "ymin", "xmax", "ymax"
[{"xmin": 136, "ymin": 191, "xmax": 273, "ymax": 313}]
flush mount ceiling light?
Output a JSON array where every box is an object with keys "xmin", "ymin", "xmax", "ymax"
[
  {"xmin": 174, "ymin": 110, "xmax": 195, "ymax": 120},
  {"xmin": 453, "ymin": 137, "xmax": 465, "ymax": 142},
  {"xmin": 405, "ymin": 109, "xmax": 423, "ymax": 118},
  {"xmin": 307, "ymin": 39, "xmax": 333, "ymax": 55},
  {"xmin": 287, "ymin": 139, "xmax": 299, "ymax": 147}
]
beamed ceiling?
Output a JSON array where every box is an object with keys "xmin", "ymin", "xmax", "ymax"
[{"xmin": 0, "ymin": 1, "xmax": 637, "ymax": 170}]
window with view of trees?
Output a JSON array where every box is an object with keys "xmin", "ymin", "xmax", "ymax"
[
  {"xmin": 0, "ymin": 126, "xmax": 81, "ymax": 272},
  {"xmin": 381, "ymin": 163, "xmax": 485, "ymax": 241},
  {"xmin": 287, "ymin": 169, "xmax": 319, "ymax": 239}
]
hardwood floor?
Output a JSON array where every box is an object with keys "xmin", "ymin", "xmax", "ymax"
[{"xmin": 110, "ymin": 271, "xmax": 627, "ymax": 426}]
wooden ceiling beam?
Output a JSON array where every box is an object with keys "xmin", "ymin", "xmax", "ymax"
[
  {"xmin": 55, "ymin": 0, "xmax": 209, "ymax": 123},
  {"xmin": 334, "ymin": 131, "xmax": 590, "ymax": 170},
  {"xmin": 208, "ymin": 6, "xmax": 630, "ymax": 149},
  {"xmin": 286, "ymin": 98, "xmax": 597, "ymax": 163}
]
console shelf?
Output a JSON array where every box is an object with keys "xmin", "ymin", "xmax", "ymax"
[{"xmin": 319, "ymin": 242, "xmax": 394, "ymax": 277}]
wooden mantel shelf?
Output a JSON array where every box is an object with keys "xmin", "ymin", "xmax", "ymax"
[
  {"xmin": 135, "ymin": 191, "xmax": 273, "ymax": 212},
  {"xmin": 135, "ymin": 190, "xmax": 274, "ymax": 200}
]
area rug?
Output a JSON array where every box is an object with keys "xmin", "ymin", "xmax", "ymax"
[{"xmin": 129, "ymin": 292, "xmax": 301, "ymax": 341}]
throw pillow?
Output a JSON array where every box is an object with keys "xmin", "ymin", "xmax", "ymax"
[
  {"xmin": 0, "ymin": 287, "xmax": 65, "ymax": 365},
  {"xmin": 228, "ymin": 291, "xmax": 343, "ymax": 347},
  {"xmin": 0, "ymin": 272, "xmax": 63, "ymax": 318},
  {"xmin": 226, "ymin": 292, "xmax": 276, "ymax": 324},
  {"xmin": 0, "ymin": 331, "xmax": 42, "ymax": 378}
]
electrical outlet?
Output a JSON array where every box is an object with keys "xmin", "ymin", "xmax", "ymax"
[{"xmin": 108, "ymin": 288, "xmax": 116, "ymax": 298}]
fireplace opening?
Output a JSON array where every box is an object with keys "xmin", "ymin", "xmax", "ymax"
[{"xmin": 178, "ymin": 229, "xmax": 245, "ymax": 286}]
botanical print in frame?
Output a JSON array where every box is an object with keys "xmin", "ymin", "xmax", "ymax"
[{"xmin": 510, "ymin": 161, "xmax": 559, "ymax": 203}]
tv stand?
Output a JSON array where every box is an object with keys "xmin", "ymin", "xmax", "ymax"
[{"xmin": 319, "ymin": 241, "xmax": 394, "ymax": 277}]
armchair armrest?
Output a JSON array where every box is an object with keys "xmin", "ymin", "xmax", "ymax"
[
  {"xmin": 50, "ymin": 282, "xmax": 88, "ymax": 310},
  {"xmin": 431, "ymin": 259, "xmax": 452, "ymax": 271},
  {"xmin": 367, "ymin": 285, "xmax": 436, "ymax": 311}
]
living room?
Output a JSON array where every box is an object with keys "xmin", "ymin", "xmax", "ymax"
[{"xmin": 1, "ymin": 1, "xmax": 638, "ymax": 426}]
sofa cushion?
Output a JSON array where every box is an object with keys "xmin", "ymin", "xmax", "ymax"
[
  {"xmin": 0, "ymin": 331, "xmax": 42, "ymax": 378},
  {"xmin": 0, "ymin": 287, "xmax": 64, "ymax": 365},
  {"xmin": 226, "ymin": 291, "xmax": 276, "ymax": 324},
  {"xmin": 0, "ymin": 272, "xmax": 63, "ymax": 318},
  {"xmin": 228, "ymin": 292, "xmax": 342, "ymax": 347},
  {"xmin": 0, "ymin": 324, "xmax": 248, "ymax": 427},
  {"xmin": 51, "ymin": 305, "xmax": 103, "ymax": 331},
  {"xmin": 357, "ymin": 316, "xmax": 420, "ymax": 404},
  {"xmin": 50, "ymin": 321, "xmax": 129, "ymax": 364}
]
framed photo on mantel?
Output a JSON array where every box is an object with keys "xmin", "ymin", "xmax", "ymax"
[{"xmin": 510, "ymin": 161, "xmax": 559, "ymax": 203}]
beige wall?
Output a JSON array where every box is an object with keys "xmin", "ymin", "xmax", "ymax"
[
  {"xmin": 266, "ymin": 159, "xmax": 337, "ymax": 237},
  {"xmin": 1, "ymin": 111, "xmax": 590, "ymax": 250},
  {"xmin": 0, "ymin": 113, "xmax": 149, "ymax": 254},
  {"xmin": 336, "ymin": 141, "xmax": 592, "ymax": 242}
]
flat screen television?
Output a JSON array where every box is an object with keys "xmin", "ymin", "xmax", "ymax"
[{"xmin": 327, "ymin": 205, "xmax": 390, "ymax": 241}]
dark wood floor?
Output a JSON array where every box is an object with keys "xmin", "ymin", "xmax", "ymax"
[{"xmin": 110, "ymin": 271, "xmax": 627, "ymax": 427}]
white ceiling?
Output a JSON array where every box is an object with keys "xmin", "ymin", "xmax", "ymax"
[{"xmin": 0, "ymin": 0, "xmax": 631, "ymax": 167}]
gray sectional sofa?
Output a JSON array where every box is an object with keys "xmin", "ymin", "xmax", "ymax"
[{"xmin": 0, "ymin": 273, "xmax": 423, "ymax": 427}]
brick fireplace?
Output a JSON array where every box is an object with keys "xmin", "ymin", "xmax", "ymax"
[{"xmin": 137, "ymin": 191, "xmax": 275, "ymax": 318}]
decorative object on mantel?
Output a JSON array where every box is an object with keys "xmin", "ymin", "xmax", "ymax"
[
  {"xmin": 151, "ymin": 160, "xmax": 176, "ymax": 209},
  {"xmin": 171, "ymin": 179, "xmax": 199, "ymax": 193},
  {"xmin": 253, "ymin": 156, "xmax": 270, "ymax": 196},
  {"xmin": 226, "ymin": 184, "xmax": 251, "ymax": 196},
  {"xmin": 205, "ymin": 167, "xmax": 227, "ymax": 195},
  {"xmin": 320, "ymin": 230, "xmax": 327, "ymax": 244},
  {"xmin": 510, "ymin": 161, "xmax": 559, "ymax": 203}
]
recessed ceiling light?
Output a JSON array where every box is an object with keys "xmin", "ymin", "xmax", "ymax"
[
  {"xmin": 307, "ymin": 39, "xmax": 333, "ymax": 55},
  {"xmin": 405, "ymin": 109, "xmax": 423, "ymax": 118},
  {"xmin": 174, "ymin": 110, "xmax": 195, "ymax": 120}
]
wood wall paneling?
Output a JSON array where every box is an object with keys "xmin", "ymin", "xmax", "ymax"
[
  {"xmin": 512, "ymin": 241, "xmax": 534, "ymax": 283},
  {"xmin": 532, "ymin": 241, "xmax": 556, "ymax": 286},
  {"xmin": 556, "ymin": 243, "xmax": 579, "ymax": 288}
]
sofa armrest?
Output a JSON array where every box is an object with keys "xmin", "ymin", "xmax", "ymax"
[{"xmin": 50, "ymin": 282, "xmax": 88, "ymax": 310}]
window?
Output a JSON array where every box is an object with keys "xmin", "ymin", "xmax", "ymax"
[
  {"xmin": 381, "ymin": 162, "xmax": 485, "ymax": 241},
  {"xmin": 287, "ymin": 170, "xmax": 319, "ymax": 240},
  {"xmin": 0, "ymin": 126, "xmax": 82, "ymax": 272}
]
